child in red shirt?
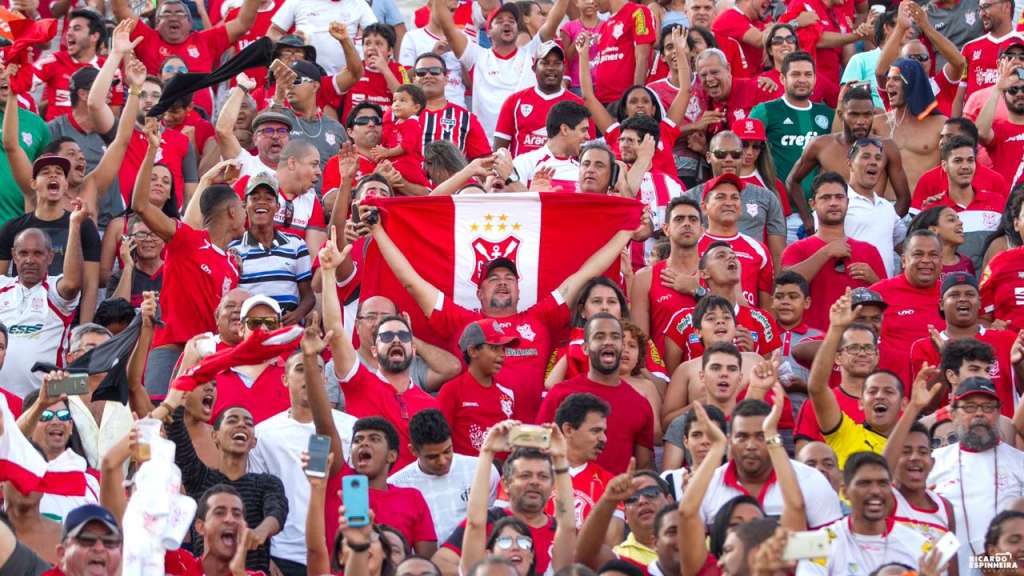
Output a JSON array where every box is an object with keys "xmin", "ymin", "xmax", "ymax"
[{"xmin": 374, "ymin": 84, "xmax": 429, "ymax": 186}]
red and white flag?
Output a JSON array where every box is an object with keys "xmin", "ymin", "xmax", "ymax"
[
  {"xmin": 362, "ymin": 192, "xmax": 642, "ymax": 322},
  {"xmin": 0, "ymin": 394, "xmax": 87, "ymax": 496}
]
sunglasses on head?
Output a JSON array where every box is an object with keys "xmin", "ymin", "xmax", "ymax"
[
  {"xmin": 40, "ymin": 408, "xmax": 71, "ymax": 422},
  {"xmin": 378, "ymin": 330, "xmax": 413, "ymax": 344},
  {"xmin": 352, "ymin": 116, "xmax": 382, "ymax": 127},
  {"xmin": 712, "ymin": 150, "xmax": 743, "ymax": 160},
  {"xmin": 414, "ymin": 66, "xmax": 444, "ymax": 77},
  {"xmin": 73, "ymin": 532, "xmax": 122, "ymax": 549},
  {"xmin": 625, "ymin": 485, "xmax": 663, "ymax": 504},
  {"xmin": 245, "ymin": 317, "xmax": 281, "ymax": 331},
  {"xmin": 494, "ymin": 535, "xmax": 533, "ymax": 551}
]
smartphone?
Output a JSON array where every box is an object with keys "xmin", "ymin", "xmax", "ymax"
[
  {"xmin": 306, "ymin": 434, "xmax": 331, "ymax": 479},
  {"xmin": 342, "ymin": 475, "xmax": 371, "ymax": 527},
  {"xmin": 782, "ymin": 530, "xmax": 830, "ymax": 561},
  {"xmin": 509, "ymin": 425, "xmax": 551, "ymax": 449},
  {"xmin": 351, "ymin": 201, "xmax": 361, "ymax": 224},
  {"xmin": 934, "ymin": 531, "xmax": 960, "ymax": 567},
  {"xmin": 47, "ymin": 373, "xmax": 89, "ymax": 397}
]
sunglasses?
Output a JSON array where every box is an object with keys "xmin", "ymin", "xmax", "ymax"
[
  {"xmin": 1008, "ymin": 85, "xmax": 1024, "ymax": 96},
  {"xmin": 494, "ymin": 535, "xmax": 533, "ymax": 551},
  {"xmin": 712, "ymin": 150, "xmax": 743, "ymax": 160},
  {"xmin": 258, "ymin": 126, "xmax": 290, "ymax": 137},
  {"xmin": 352, "ymin": 116, "xmax": 382, "ymax": 127},
  {"xmin": 1003, "ymin": 51, "xmax": 1024, "ymax": 60},
  {"xmin": 931, "ymin": 432, "xmax": 958, "ymax": 449},
  {"xmin": 378, "ymin": 330, "xmax": 413, "ymax": 344},
  {"xmin": 414, "ymin": 66, "xmax": 444, "ymax": 77},
  {"xmin": 625, "ymin": 485, "xmax": 664, "ymax": 504},
  {"xmin": 74, "ymin": 532, "xmax": 122, "ymax": 549},
  {"xmin": 292, "ymin": 77, "xmax": 316, "ymax": 86},
  {"xmin": 245, "ymin": 317, "xmax": 281, "ymax": 331},
  {"xmin": 906, "ymin": 53, "xmax": 929, "ymax": 62},
  {"xmin": 770, "ymin": 35, "xmax": 797, "ymax": 46},
  {"xmin": 162, "ymin": 64, "xmax": 188, "ymax": 75},
  {"xmin": 742, "ymin": 141, "xmax": 764, "ymax": 151},
  {"xmin": 40, "ymin": 408, "xmax": 71, "ymax": 422}
]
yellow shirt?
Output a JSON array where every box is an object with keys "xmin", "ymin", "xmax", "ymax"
[
  {"xmin": 613, "ymin": 532, "xmax": 658, "ymax": 566},
  {"xmin": 824, "ymin": 413, "xmax": 887, "ymax": 469}
]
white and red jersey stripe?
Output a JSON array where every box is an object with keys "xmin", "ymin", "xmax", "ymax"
[
  {"xmin": 0, "ymin": 275, "xmax": 78, "ymax": 399},
  {"xmin": 511, "ymin": 144, "xmax": 581, "ymax": 193},
  {"xmin": 893, "ymin": 488, "xmax": 952, "ymax": 544}
]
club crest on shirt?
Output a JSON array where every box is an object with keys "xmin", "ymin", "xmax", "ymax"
[
  {"xmin": 966, "ymin": 11, "xmax": 976, "ymax": 25},
  {"xmin": 733, "ymin": 109, "xmax": 746, "ymax": 121},
  {"xmin": 611, "ymin": 22, "xmax": 624, "ymax": 39},
  {"xmin": 21, "ymin": 132, "xmax": 32, "ymax": 147},
  {"xmin": 188, "ymin": 45, "xmax": 200, "ymax": 58},
  {"xmin": 746, "ymin": 203, "xmax": 758, "ymax": 217},
  {"xmin": 517, "ymin": 323, "xmax": 537, "ymax": 342},
  {"xmin": 520, "ymin": 104, "xmax": 533, "ymax": 116},
  {"xmin": 815, "ymin": 115, "xmax": 829, "ymax": 129}
]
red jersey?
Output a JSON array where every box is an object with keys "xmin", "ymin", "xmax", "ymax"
[
  {"xmin": 343, "ymin": 62, "xmax": 410, "ymax": 117},
  {"xmin": 781, "ymin": 236, "xmax": 888, "ymax": 331},
  {"xmin": 173, "ymin": 110, "xmax": 215, "ymax": 153},
  {"xmin": 383, "ymin": 114, "xmax": 429, "ymax": 186},
  {"xmin": 735, "ymin": 383, "xmax": 795, "ymax": 430},
  {"xmin": 420, "ymin": 102, "xmax": 492, "ymax": 159},
  {"xmin": 437, "ymin": 371, "xmax": 519, "ymax": 455},
  {"xmin": 592, "ymin": 2, "xmax": 657, "ymax": 103},
  {"xmin": 912, "ymin": 163, "xmax": 1008, "ymax": 207},
  {"xmin": 932, "ymin": 67, "xmax": 959, "ymax": 118},
  {"xmin": 910, "ymin": 326, "xmax": 1017, "ymax": 415},
  {"xmin": 495, "ymin": 461, "xmax": 623, "ymax": 528},
  {"xmin": 551, "ymin": 326, "xmax": 668, "ymax": 382},
  {"xmin": 153, "ymin": 222, "xmax": 239, "ymax": 348},
  {"xmin": 212, "ymin": 363, "xmax": 290, "ymax": 424},
  {"xmin": 697, "ymin": 231, "xmax": 774, "ymax": 306},
  {"xmin": 369, "ymin": 484, "xmax": 437, "ymax": 546},
  {"xmin": 694, "ymin": 77, "xmax": 773, "ymax": 136},
  {"xmin": 226, "ymin": 0, "xmax": 283, "ymax": 87},
  {"xmin": 606, "ymin": 118, "xmax": 681, "ymax": 181},
  {"xmin": 960, "ymin": 32, "xmax": 1024, "ymax": 97},
  {"xmin": 870, "ymin": 275, "xmax": 945, "ymax": 368},
  {"xmin": 428, "ymin": 292, "xmax": 570, "ymax": 418},
  {"xmin": 782, "ymin": 0, "xmax": 846, "ymax": 85},
  {"xmin": 793, "ymin": 385, "xmax": 865, "ymax": 443},
  {"xmin": 537, "ymin": 375, "xmax": 654, "ymax": 474},
  {"xmin": 983, "ymin": 119, "xmax": 1024, "ymax": 189},
  {"xmin": 321, "ymin": 151, "xmax": 379, "ymax": 195},
  {"xmin": 32, "ymin": 52, "xmax": 122, "ymax": 121},
  {"xmin": 121, "ymin": 128, "xmax": 193, "ymax": 210},
  {"xmin": 981, "ymin": 246, "xmax": 1024, "ymax": 331},
  {"xmin": 663, "ymin": 302, "xmax": 781, "ymax": 359},
  {"xmin": 131, "ymin": 22, "xmax": 232, "ymax": 77},
  {"xmin": 494, "ymin": 86, "xmax": 587, "ymax": 156},
  {"xmin": 169, "ymin": 553, "xmax": 266, "ymax": 575},
  {"xmin": 647, "ymin": 260, "xmax": 697, "ymax": 354},
  {"xmin": 711, "ymin": 7, "xmax": 764, "ymax": 79}
]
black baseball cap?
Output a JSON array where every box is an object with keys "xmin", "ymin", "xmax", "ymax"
[
  {"xmin": 953, "ymin": 377, "xmax": 999, "ymax": 402},
  {"xmin": 850, "ymin": 287, "xmax": 887, "ymax": 310},
  {"xmin": 484, "ymin": 257, "xmax": 518, "ymax": 278},
  {"xmin": 290, "ymin": 60, "xmax": 323, "ymax": 83},
  {"xmin": 32, "ymin": 154, "xmax": 71, "ymax": 178},
  {"xmin": 941, "ymin": 271, "xmax": 979, "ymax": 296}
]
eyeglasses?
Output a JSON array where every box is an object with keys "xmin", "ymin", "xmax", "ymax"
[
  {"xmin": 162, "ymin": 64, "xmax": 188, "ymax": 75},
  {"xmin": 257, "ymin": 126, "xmax": 290, "ymax": 137},
  {"xmin": 352, "ymin": 116, "xmax": 382, "ymax": 127},
  {"xmin": 128, "ymin": 231, "xmax": 158, "ymax": 240},
  {"xmin": 931, "ymin": 432, "xmax": 958, "ymax": 449},
  {"xmin": 40, "ymin": 408, "xmax": 71, "ymax": 422},
  {"xmin": 906, "ymin": 53, "xmax": 929, "ymax": 62},
  {"xmin": 956, "ymin": 402, "xmax": 1000, "ymax": 414},
  {"xmin": 625, "ymin": 485, "xmax": 664, "ymax": 504},
  {"xmin": 74, "ymin": 532, "xmax": 122, "ymax": 549},
  {"xmin": 742, "ymin": 141, "xmax": 764, "ymax": 151},
  {"xmin": 378, "ymin": 330, "xmax": 412, "ymax": 344},
  {"xmin": 414, "ymin": 66, "xmax": 444, "ymax": 77},
  {"xmin": 1007, "ymin": 85, "xmax": 1024, "ymax": 96},
  {"xmin": 245, "ymin": 317, "xmax": 281, "ymax": 331},
  {"xmin": 840, "ymin": 343, "xmax": 878, "ymax": 355},
  {"xmin": 769, "ymin": 35, "xmax": 797, "ymax": 46},
  {"xmin": 494, "ymin": 535, "xmax": 533, "ymax": 551},
  {"xmin": 712, "ymin": 150, "xmax": 743, "ymax": 160},
  {"xmin": 292, "ymin": 77, "xmax": 317, "ymax": 86}
]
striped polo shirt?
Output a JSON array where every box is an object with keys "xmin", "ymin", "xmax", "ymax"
[{"xmin": 229, "ymin": 230, "xmax": 312, "ymax": 311}]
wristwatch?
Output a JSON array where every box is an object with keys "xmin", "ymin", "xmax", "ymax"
[
  {"xmin": 765, "ymin": 434, "xmax": 783, "ymax": 447},
  {"xmin": 505, "ymin": 170, "xmax": 520, "ymax": 186}
]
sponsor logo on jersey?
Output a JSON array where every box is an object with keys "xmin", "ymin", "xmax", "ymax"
[{"xmin": 8, "ymin": 323, "xmax": 44, "ymax": 335}]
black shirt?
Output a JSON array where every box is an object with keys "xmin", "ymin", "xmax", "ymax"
[{"xmin": 0, "ymin": 211, "xmax": 102, "ymax": 276}]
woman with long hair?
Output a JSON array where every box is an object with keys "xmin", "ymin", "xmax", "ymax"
[
  {"xmin": 908, "ymin": 205, "xmax": 973, "ymax": 280},
  {"xmin": 755, "ymin": 23, "xmax": 838, "ymax": 106},
  {"xmin": 734, "ymin": 118, "xmax": 790, "ymax": 220}
]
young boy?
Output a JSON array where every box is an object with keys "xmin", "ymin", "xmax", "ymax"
[
  {"xmin": 771, "ymin": 271, "xmax": 822, "ymax": 415},
  {"xmin": 437, "ymin": 319, "xmax": 520, "ymax": 455},
  {"xmin": 373, "ymin": 84, "xmax": 428, "ymax": 186},
  {"xmin": 344, "ymin": 23, "xmax": 409, "ymax": 116}
]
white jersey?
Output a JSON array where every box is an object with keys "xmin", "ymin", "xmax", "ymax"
[
  {"xmin": 511, "ymin": 144, "xmax": 581, "ymax": 193},
  {"xmin": 460, "ymin": 35, "xmax": 542, "ymax": 139},
  {"xmin": 796, "ymin": 517, "xmax": 930, "ymax": 576},
  {"xmin": 398, "ymin": 28, "xmax": 468, "ymax": 108},
  {"xmin": 892, "ymin": 488, "xmax": 952, "ymax": 544},
  {"xmin": 0, "ymin": 275, "xmax": 78, "ymax": 398},
  {"xmin": 928, "ymin": 442, "xmax": 1024, "ymax": 576},
  {"xmin": 248, "ymin": 410, "xmax": 358, "ymax": 563},
  {"xmin": 270, "ymin": 0, "xmax": 376, "ymax": 75},
  {"xmin": 388, "ymin": 453, "xmax": 499, "ymax": 542}
]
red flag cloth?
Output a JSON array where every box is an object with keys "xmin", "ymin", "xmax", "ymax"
[
  {"xmin": 0, "ymin": 394, "xmax": 87, "ymax": 496},
  {"xmin": 3, "ymin": 18, "xmax": 58, "ymax": 94},
  {"xmin": 171, "ymin": 326, "xmax": 303, "ymax": 392}
]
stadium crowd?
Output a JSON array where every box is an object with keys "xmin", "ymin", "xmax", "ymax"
[{"xmin": 5, "ymin": 0, "xmax": 1024, "ymax": 573}]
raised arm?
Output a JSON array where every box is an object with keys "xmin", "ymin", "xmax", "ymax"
[
  {"xmin": 56, "ymin": 200, "xmax": 87, "ymax": 301},
  {"xmin": 461, "ymin": 421, "xmax": 515, "ymax": 574},
  {"xmin": 577, "ymin": 33, "xmax": 615, "ymax": 132},
  {"xmin": 182, "ymin": 158, "xmax": 242, "ymax": 230},
  {"xmin": 665, "ymin": 27, "xmax": 692, "ymax": 127},
  {"xmin": 1, "ymin": 66, "xmax": 33, "ymax": 204},
  {"xmin": 305, "ymin": 460, "xmax": 335, "ymax": 576},
  {"xmin": 224, "ymin": 0, "xmax": 259, "ymax": 43},
  {"xmin": 319, "ymin": 227, "xmax": 361, "ymax": 378},
  {"xmin": 368, "ymin": 211, "xmax": 443, "ymax": 317},
  {"xmin": 215, "ymin": 76, "xmax": 256, "ymax": 162},
  {"xmin": 88, "ymin": 19, "xmax": 140, "ymax": 134},
  {"xmin": 301, "ymin": 312, "xmax": 346, "ymax": 477},
  {"xmin": 99, "ymin": 424, "xmax": 137, "ymax": 522},
  {"xmin": 537, "ymin": 0, "xmax": 570, "ymax": 42},
  {"xmin": 432, "ymin": 0, "xmax": 469, "ymax": 59},
  {"xmin": 762, "ymin": 380, "xmax": 807, "ymax": 531},
  {"xmin": 16, "ymin": 371, "xmax": 69, "ymax": 437},
  {"xmin": 430, "ymin": 156, "xmax": 495, "ymax": 197},
  {"xmin": 679, "ymin": 403, "xmax": 726, "ymax": 576},
  {"xmin": 808, "ymin": 289, "xmax": 855, "ymax": 435},
  {"xmin": 548, "ymin": 425, "xmax": 577, "ymax": 572},
  {"xmin": 127, "ymin": 292, "xmax": 158, "ymax": 417},
  {"xmin": 977, "ymin": 61, "xmax": 1014, "ymax": 145},
  {"xmin": 575, "ymin": 458, "xmax": 636, "ymax": 569},
  {"xmin": 911, "ymin": 4, "xmax": 965, "ymax": 83},
  {"xmin": 557, "ymin": 229, "xmax": 634, "ymax": 304},
  {"xmin": 415, "ymin": 336, "xmax": 464, "ymax": 393},
  {"xmin": 132, "ymin": 120, "xmax": 179, "ymax": 241},
  {"xmin": 883, "ymin": 363, "xmax": 942, "ymax": 472},
  {"xmin": 329, "ymin": 23, "xmax": 365, "ymax": 93}
]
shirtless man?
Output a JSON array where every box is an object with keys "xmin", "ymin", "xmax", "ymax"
[
  {"xmin": 872, "ymin": 58, "xmax": 946, "ymax": 192},
  {"xmin": 786, "ymin": 85, "xmax": 910, "ymax": 233}
]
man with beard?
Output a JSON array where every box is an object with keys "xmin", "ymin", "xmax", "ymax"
[
  {"xmin": 217, "ymin": 87, "xmax": 293, "ymax": 178},
  {"xmin": 751, "ymin": 52, "xmax": 836, "ymax": 239},
  {"xmin": 978, "ymin": 60, "xmax": 1024, "ymax": 190},
  {"xmin": 802, "ymin": 452, "xmax": 930, "ymax": 576},
  {"xmin": 320, "ymin": 229, "xmax": 440, "ymax": 469},
  {"xmin": 371, "ymin": 208, "xmax": 635, "ymax": 418},
  {"xmin": 786, "ymin": 86, "xmax": 910, "ymax": 234},
  {"xmin": 782, "ymin": 172, "xmax": 888, "ymax": 331},
  {"xmin": 631, "ymin": 197, "xmax": 702, "ymax": 357},
  {"xmin": 29, "ymin": 10, "xmax": 114, "ymax": 122},
  {"xmin": 683, "ymin": 131, "xmax": 786, "ymax": 268},
  {"xmin": 929, "ymin": 377, "xmax": 1024, "ymax": 576},
  {"xmin": 509, "ymin": 101, "xmax": 591, "ymax": 193},
  {"xmin": 495, "ymin": 42, "xmax": 586, "ymax": 156},
  {"xmin": 710, "ymin": 0, "xmax": 768, "ymax": 79},
  {"xmin": 537, "ymin": 313, "xmax": 655, "ymax": 473},
  {"xmin": 871, "ymin": 230, "xmax": 945, "ymax": 371},
  {"xmin": 872, "ymin": 58, "xmax": 947, "ymax": 193},
  {"xmin": 844, "ymin": 138, "xmax": 907, "ymax": 278}
]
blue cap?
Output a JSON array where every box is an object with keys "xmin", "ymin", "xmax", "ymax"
[{"xmin": 63, "ymin": 504, "xmax": 121, "ymax": 539}]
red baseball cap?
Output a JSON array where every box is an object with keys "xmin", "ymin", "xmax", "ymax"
[
  {"xmin": 458, "ymin": 319, "xmax": 520, "ymax": 352},
  {"xmin": 703, "ymin": 172, "xmax": 744, "ymax": 197},
  {"xmin": 731, "ymin": 118, "xmax": 766, "ymax": 142}
]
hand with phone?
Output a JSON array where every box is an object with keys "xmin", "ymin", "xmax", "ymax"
[
  {"xmin": 481, "ymin": 420, "xmax": 519, "ymax": 456},
  {"xmin": 120, "ymin": 235, "xmax": 137, "ymax": 268},
  {"xmin": 43, "ymin": 370, "xmax": 89, "ymax": 399}
]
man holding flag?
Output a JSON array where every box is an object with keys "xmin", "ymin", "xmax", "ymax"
[{"xmin": 367, "ymin": 198, "xmax": 642, "ymax": 419}]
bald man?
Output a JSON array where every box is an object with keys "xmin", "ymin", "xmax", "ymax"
[{"xmin": 797, "ymin": 441, "xmax": 842, "ymax": 494}]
